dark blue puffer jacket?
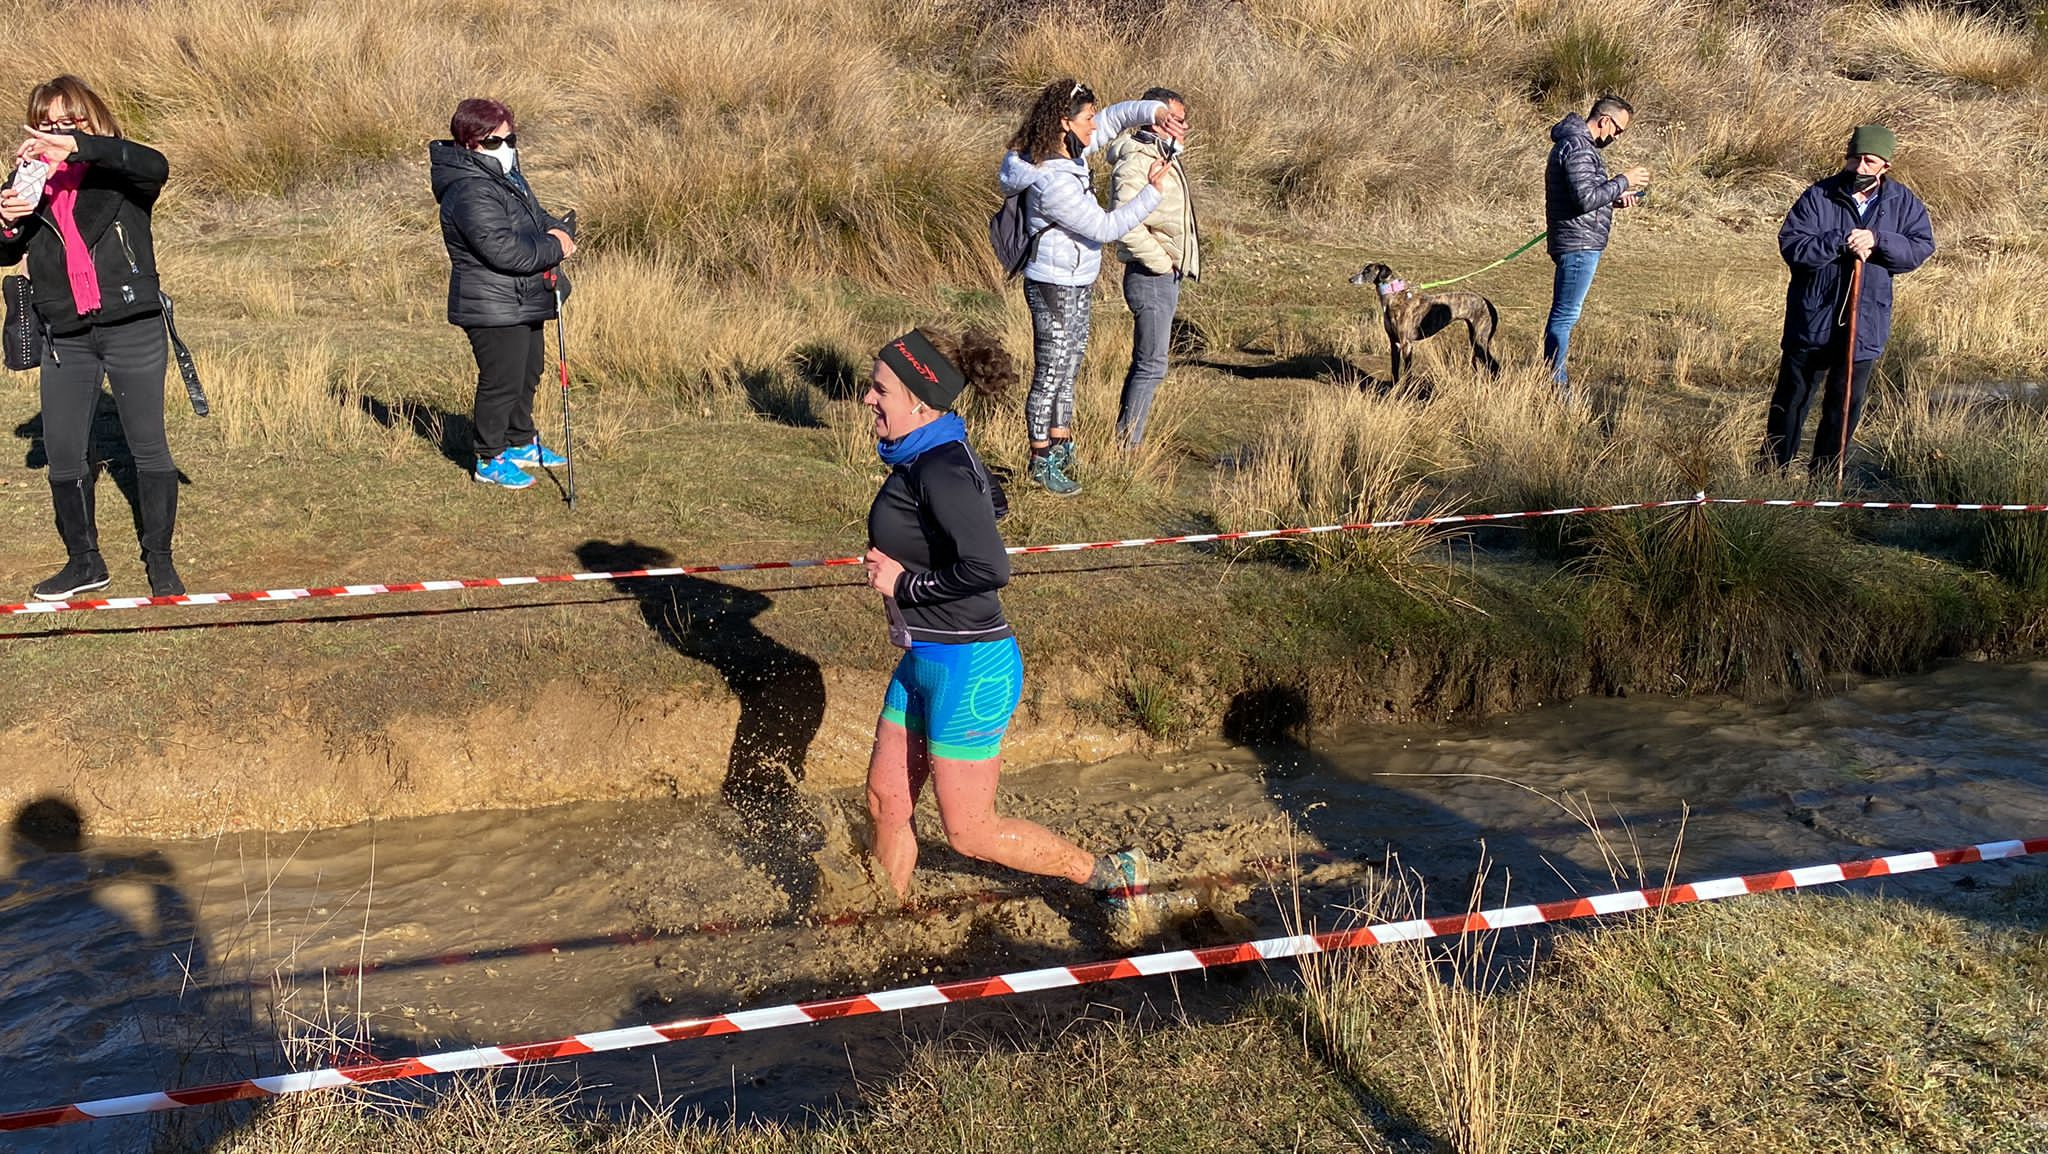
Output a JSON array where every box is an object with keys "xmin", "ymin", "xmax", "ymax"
[
  {"xmin": 1778, "ymin": 172, "xmax": 1935, "ymax": 359},
  {"xmin": 1543, "ymin": 113, "xmax": 1633, "ymax": 256}
]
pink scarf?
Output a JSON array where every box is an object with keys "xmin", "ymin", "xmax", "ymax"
[{"xmin": 44, "ymin": 162, "xmax": 101, "ymax": 315}]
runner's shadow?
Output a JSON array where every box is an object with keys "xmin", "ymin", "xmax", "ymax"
[
  {"xmin": 0, "ymin": 798, "xmax": 250, "ymax": 1153},
  {"xmin": 575, "ymin": 540, "xmax": 828, "ymax": 917}
]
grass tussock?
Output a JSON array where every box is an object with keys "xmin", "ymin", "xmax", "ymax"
[
  {"xmin": 1837, "ymin": 4, "xmax": 2045, "ymax": 91},
  {"xmin": 1875, "ymin": 389, "xmax": 2048, "ymax": 592},
  {"xmin": 1298, "ymin": 881, "xmax": 2048, "ymax": 1153},
  {"xmin": 1214, "ymin": 384, "xmax": 1449, "ymax": 579},
  {"xmin": 1575, "ymin": 503, "xmax": 1854, "ymax": 694}
]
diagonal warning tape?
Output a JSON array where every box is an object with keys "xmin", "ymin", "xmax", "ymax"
[
  {"xmin": 1708, "ymin": 498, "xmax": 2048, "ymax": 513},
  {"xmin": 1, "ymin": 834, "xmax": 2039, "ymax": 1132},
  {"xmin": 0, "ymin": 496, "xmax": 1712, "ymax": 619},
  {"xmin": 8, "ymin": 493, "xmax": 2045, "ymax": 620}
]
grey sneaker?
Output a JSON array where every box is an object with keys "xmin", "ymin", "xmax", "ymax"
[
  {"xmin": 1028, "ymin": 451, "xmax": 1082, "ymax": 497},
  {"xmin": 1100, "ymin": 848, "xmax": 1154, "ymax": 940}
]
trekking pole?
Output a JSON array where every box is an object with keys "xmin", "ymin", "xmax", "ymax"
[
  {"xmin": 544, "ymin": 270, "xmax": 577, "ymax": 510},
  {"xmin": 1837, "ymin": 257, "xmax": 1864, "ymax": 494}
]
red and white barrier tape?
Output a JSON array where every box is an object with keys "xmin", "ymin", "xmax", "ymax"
[
  {"xmin": 1709, "ymin": 498, "xmax": 2048, "ymax": 513},
  {"xmin": 8, "ymin": 493, "xmax": 2045, "ymax": 621},
  {"xmin": 2, "ymin": 834, "xmax": 2037, "ymax": 1133},
  {"xmin": 0, "ymin": 496, "xmax": 1712, "ymax": 619}
]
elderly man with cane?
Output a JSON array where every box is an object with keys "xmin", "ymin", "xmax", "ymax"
[{"xmin": 1762, "ymin": 124, "xmax": 1935, "ymax": 479}]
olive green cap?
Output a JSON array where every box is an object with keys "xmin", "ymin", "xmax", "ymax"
[{"xmin": 1848, "ymin": 124, "xmax": 1896, "ymax": 161}]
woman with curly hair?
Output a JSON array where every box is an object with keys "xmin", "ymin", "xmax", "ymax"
[
  {"xmin": 860, "ymin": 327, "xmax": 1156, "ymax": 936},
  {"xmin": 999, "ymin": 80, "xmax": 1181, "ymax": 495}
]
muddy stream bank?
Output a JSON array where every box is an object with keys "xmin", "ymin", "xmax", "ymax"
[{"xmin": 1, "ymin": 660, "xmax": 2043, "ymax": 1151}]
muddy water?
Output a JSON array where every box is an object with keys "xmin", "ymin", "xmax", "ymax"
[{"xmin": 2, "ymin": 660, "xmax": 2044, "ymax": 1151}]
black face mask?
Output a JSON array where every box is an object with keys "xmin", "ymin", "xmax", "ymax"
[
  {"xmin": 1852, "ymin": 172, "xmax": 1882, "ymax": 195},
  {"xmin": 1063, "ymin": 129, "xmax": 1086, "ymax": 158},
  {"xmin": 1592, "ymin": 132, "xmax": 1615, "ymax": 150}
]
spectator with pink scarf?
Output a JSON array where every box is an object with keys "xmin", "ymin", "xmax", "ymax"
[{"xmin": 0, "ymin": 76, "xmax": 184, "ymax": 599}]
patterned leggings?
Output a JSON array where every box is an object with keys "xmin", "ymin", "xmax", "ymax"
[{"xmin": 1023, "ymin": 279, "xmax": 1092, "ymax": 444}]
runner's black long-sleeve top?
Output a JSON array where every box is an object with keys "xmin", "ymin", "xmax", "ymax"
[{"xmin": 866, "ymin": 441, "xmax": 1013, "ymax": 645}]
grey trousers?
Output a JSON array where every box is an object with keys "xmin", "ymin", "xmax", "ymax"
[
  {"xmin": 41, "ymin": 312, "xmax": 174, "ymax": 483},
  {"xmin": 1117, "ymin": 265, "xmax": 1180, "ymax": 446},
  {"xmin": 1023, "ymin": 279, "xmax": 1091, "ymax": 444}
]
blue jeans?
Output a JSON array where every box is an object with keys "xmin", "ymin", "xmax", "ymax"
[{"xmin": 1542, "ymin": 249, "xmax": 1602, "ymax": 389}]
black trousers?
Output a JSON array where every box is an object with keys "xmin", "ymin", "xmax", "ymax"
[
  {"xmin": 40, "ymin": 312, "xmax": 174, "ymax": 484},
  {"xmin": 466, "ymin": 322, "xmax": 546, "ymax": 460},
  {"xmin": 1763, "ymin": 342, "xmax": 1877, "ymax": 473}
]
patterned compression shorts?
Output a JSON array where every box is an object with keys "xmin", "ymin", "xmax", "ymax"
[{"xmin": 880, "ymin": 637, "xmax": 1025, "ymax": 761}]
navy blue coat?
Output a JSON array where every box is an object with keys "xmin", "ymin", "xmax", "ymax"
[{"xmin": 1778, "ymin": 172, "xmax": 1935, "ymax": 359}]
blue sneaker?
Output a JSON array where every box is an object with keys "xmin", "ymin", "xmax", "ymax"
[
  {"xmin": 503, "ymin": 440, "xmax": 568, "ymax": 468},
  {"xmin": 473, "ymin": 453, "xmax": 536, "ymax": 489}
]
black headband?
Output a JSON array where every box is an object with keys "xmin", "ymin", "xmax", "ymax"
[{"xmin": 878, "ymin": 330, "xmax": 967, "ymax": 411}]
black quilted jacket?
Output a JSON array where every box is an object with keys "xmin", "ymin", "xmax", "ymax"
[
  {"xmin": 1543, "ymin": 113, "xmax": 1633, "ymax": 257},
  {"xmin": 428, "ymin": 141, "xmax": 569, "ymax": 328}
]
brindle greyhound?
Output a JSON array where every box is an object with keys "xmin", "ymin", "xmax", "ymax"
[{"xmin": 1349, "ymin": 262, "xmax": 1501, "ymax": 386}]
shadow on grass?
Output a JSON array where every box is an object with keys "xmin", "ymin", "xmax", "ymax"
[
  {"xmin": 353, "ymin": 393, "xmax": 473, "ymax": 467},
  {"xmin": 12, "ymin": 400, "xmax": 193, "ymax": 553},
  {"xmin": 1197, "ymin": 354, "xmax": 1429, "ymax": 400}
]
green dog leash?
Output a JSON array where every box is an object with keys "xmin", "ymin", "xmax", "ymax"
[{"xmin": 1413, "ymin": 230, "xmax": 1549, "ymax": 290}]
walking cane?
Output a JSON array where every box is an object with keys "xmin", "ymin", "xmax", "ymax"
[
  {"xmin": 1836, "ymin": 257, "xmax": 1864, "ymax": 493},
  {"xmin": 544, "ymin": 269, "xmax": 577, "ymax": 510}
]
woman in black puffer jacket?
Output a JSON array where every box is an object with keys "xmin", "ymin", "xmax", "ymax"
[
  {"xmin": 0, "ymin": 75, "xmax": 184, "ymax": 600},
  {"xmin": 429, "ymin": 98, "xmax": 577, "ymax": 490}
]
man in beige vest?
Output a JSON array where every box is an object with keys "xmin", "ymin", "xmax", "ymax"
[{"xmin": 1108, "ymin": 86, "xmax": 1200, "ymax": 448}]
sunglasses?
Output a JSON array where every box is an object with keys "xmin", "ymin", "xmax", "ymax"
[{"xmin": 476, "ymin": 133, "xmax": 517, "ymax": 149}]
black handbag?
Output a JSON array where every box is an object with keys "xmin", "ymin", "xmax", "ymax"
[{"xmin": 4, "ymin": 273, "xmax": 40, "ymax": 371}]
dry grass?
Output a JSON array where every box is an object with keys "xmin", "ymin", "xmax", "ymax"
[
  {"xmin": 1213, "ymin": 383, "xmax": 1451, "ymax": 579},
  {"xmin": 1294, "ymin": 871, "xmax": 2048, "ymax": 1154},
  {"xmin": 1837, "ymin": 4, "xmax": 2044, "ymax": 91}
]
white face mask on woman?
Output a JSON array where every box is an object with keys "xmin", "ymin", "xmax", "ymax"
[{"xmin": 479, "ymin": 143, "xmax": 517, "ymax": 176}]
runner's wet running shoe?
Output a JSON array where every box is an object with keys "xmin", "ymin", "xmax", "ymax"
[
  {"xmin": 473, "ymin": 452, "xmax": 536, "ymax": 489},
  {"xmin": 1099, "ymin": 847, "xmax": 1156, "ymax": 940}
]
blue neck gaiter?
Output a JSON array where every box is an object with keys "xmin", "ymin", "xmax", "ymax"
[{"xmin": 877, "ymin": 412, "xmax": 967, "ymax": 468}]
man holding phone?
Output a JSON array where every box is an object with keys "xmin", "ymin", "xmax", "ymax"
[
  {"xmin": 1542, "ymin": 94, "xmax": 1648, "ymax": 400},
  {"xmin": 1108, "ymin": 86, "xmax": 1200, "ymax": 449}
]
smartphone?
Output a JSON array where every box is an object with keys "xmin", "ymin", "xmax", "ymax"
[{"xmin": 9, "ymin": 157, "xmax": 49, "ymax": 205}]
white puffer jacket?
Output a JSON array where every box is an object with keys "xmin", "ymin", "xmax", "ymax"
[{"xmin": 997, "ymin": 99, "xmax": 1164, "ymax": 287}]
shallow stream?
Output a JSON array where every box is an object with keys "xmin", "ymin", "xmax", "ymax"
[{"xmin": 1, "ymin": 659, "xmax": 2042, "ymax": 1151}]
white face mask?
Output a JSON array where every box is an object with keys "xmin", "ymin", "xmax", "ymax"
[{"xmin": 479, "ymin": 144, "xmax": 517, "ymax": 175}]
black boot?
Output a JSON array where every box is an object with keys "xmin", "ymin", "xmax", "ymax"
[
  {"xmin": 32, "ymin": 477, "xmax": 110, "ymax": 601},
  {"xmin": 138, "ymin": 470, "xmax": 185, "ymax": 597}
]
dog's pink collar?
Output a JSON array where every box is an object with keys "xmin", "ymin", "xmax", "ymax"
[{"xmin": 1378, "ymin": 279, "xmax": 1407, "ymax": 295}]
